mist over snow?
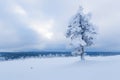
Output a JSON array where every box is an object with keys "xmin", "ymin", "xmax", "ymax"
[{"xmin": 0, "ymin": 0, "xmax": 120, "ymax": 51}]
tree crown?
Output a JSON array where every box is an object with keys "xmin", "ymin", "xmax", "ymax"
[{"xmin": 66, "ymin": 6, "xmax": 96, "ymax": 47}]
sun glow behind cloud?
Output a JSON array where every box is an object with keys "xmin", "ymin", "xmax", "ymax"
[{"xmin": 29, "ymin": 19, "xmax": 54, "ymax": 40}]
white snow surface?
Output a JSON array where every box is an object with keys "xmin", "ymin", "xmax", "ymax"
[{"xmin": 0, "ymin": 55, "xmax": 120, "ymax": 80}]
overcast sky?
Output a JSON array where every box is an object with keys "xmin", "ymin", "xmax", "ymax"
[{"xmin": 0, "ymin": 0, "xmax": 120, "ymax": 51}]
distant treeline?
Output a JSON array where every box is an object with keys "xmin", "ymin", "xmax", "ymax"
[{"xmin": 0, "ymin": 52, "xmax": 120, "ymax": 61}]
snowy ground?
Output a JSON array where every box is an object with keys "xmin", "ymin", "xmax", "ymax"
[{"xmin": 0, "ymin": 55, "xmax": 120, "ymax": 80}]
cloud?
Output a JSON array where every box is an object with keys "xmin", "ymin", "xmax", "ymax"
[
  {"xmin": 0, "ymin": 0, "xmax": 120, "ymax": 51},
  {"xmin": 29, "ymin": 19, "xmax": 54, "ymax": 40},
  {"xmin": 11, "ymin": 4, "xmax": 27, "ymax": 16}
]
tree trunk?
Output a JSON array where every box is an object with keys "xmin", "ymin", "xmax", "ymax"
[{"xmin": 80, "ymin": 46, "xmax": 85, "ymax": 60}]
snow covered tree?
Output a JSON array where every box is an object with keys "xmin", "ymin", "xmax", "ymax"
[{"xmin": 66, "ymin": 6, "xmax": 96, "ymax": 60}]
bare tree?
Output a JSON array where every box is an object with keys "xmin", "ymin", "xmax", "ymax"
[{"xmin": 66, "ymin": 6, "xmax": 96, "ymax": 60}]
